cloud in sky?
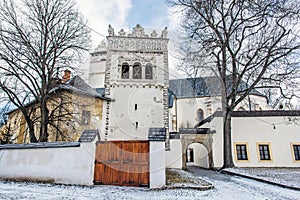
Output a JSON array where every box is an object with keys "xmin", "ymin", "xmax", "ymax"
[
  {"xmin": 75, "ymin": 0, "xmax": 178, "ymax": 46},
  {"xmin": 76, "ymin": 0, "xmax": 133, "ymax": 46},
  {"xmin": 75, "ymin": 0, "xmax": 183, "ymax": 75}
]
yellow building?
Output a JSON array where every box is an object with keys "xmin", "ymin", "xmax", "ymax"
[{"xmin": 4, "ymin": 75, "xmax": 109, "ymax": 144}]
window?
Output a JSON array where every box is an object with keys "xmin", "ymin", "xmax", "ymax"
[
  {"xmin": 197, "ymin": 109, "xmax": 204, "ymax": 122},
  {"xmin": 82, "ymin": 110, "xmax": 91, "ymax": 125},
  {"xmin": 236, "ymin": 144, "xmax": 248, "ymax": 161},
  {"xmin": 135, "ymin": 122, "xmax": 138, "ymax": 129},
  {"xmin": 237, "ymin": 107, "xmax": 246, "ymax": 111},
  {"xmin": 145, "ymin": 64, "xmax": 153, "ymax": 79},
  {"xmin": 258, "ymin": 144, "xmax": 271, "ymax": 161},
  {"xmin": 292, "ymin": 144, "xmax": 300, "ymax": 161},
  {"xmin": 121, "ymin": 63, "xmax": 129, "ymax": 79},
  {"xmin": 132, "ymin": 63, "xmax": 142, "ymax": 79},
  {"xmin": 135, "ymin": 104, "xmax": 137, "ymax": 110}
]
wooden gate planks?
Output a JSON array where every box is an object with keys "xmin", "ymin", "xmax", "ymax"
[{"xmin": 94, "ymin": 141, "xmax": 149, "ymax": 187}]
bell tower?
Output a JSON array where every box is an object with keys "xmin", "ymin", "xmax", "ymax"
[{"xmin": 104, "ymin": 24, "xmax": 169, "ymax": 144}]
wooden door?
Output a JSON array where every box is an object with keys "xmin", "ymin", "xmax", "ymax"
[{"xmin": 94, "ymin": 141, "xmax": 149, "ymax": 187}]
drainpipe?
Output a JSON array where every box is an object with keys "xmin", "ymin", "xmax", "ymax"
[{"xmin": 175, "ymin": 96, "xmax": 178, "ymax": 132}]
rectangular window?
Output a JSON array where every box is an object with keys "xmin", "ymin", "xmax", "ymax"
[
  {"xmin": 82, "ymin": 110, "xmax": 91, "ymax": 125},
  {"xmin": 258, "ymin": 144, "xmax": 271, "ymax": 160},
  {"xmin": 293, "ymin": 145, "xmax": 300, "ymax": 161},
  {"xmin": 135, "ymin": 104, "xmax": 137, "ymax": 110},
  {"xmin": 236, "ymin": 144, "xmax": 248, "ymax": 160}
]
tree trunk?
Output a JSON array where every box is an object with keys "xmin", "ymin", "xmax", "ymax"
[
  {"xmin": 39, "ymin": 100, "xmax": 49, "ymax": 142},
  {"xmin": 27, "ymin": 120, "xmax": 37, "ymax": 143},
  {"xmin": 223, "ymin": 111, "xmax": 234, "ymax": 168}
]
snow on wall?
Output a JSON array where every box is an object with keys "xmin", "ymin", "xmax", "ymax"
[{"xmin": 0, "ymin": 142, "xmax": 95, "ymax": 185}]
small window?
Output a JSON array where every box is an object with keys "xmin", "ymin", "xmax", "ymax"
[
  {"xmin": 135, "ymin": 122, "xmax": 138, "ymax": 129},
  {"xmin": 145, "ymin": 64, "xmax": 153, "ymax": 79},
  {"xmin": 135, "ymin": 104, "xmax": 137, "ymax": 110},
  {"xmin": 82, "ymin": 110, "xmax": 91, "ymax": 125},
  {"xmin": 293, "ymin": 145, "xmax": 300, "ymax": 161},
  {"xmin": 237, "ymin": 107, "xmax": 246, "ymax": 111},
  {"xmin": 132, "ymin": 63, "xmax": 142, "ymax": 79},
  {"xmin": 258, "ymin": 144, "xmax": 271, "ymax": 161},
  {"xmin": 121, "ymin": 63, "xmax": 129, "ymax": 79},
  {"xmin": 236, "ymin": 144, "xmax": 248, "ymax": 160},
  {"xmin": 197, "ymin": 109, "xmax": 204, "ymax": 122}
]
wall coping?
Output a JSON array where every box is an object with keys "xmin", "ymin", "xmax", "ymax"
[
  {"xmin": 0, "ymin": 142, "xmax": 80, "ymax": 150},
  {"xmin": 214, "ymin": 110, "xmax": 300, "ymax": 117}
]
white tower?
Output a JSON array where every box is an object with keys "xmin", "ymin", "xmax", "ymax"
[
  {"xmin": 104, "ymin": 24, "xmax": 169, "ymax": 142},
  {"xmin": 88, "ymin": 41, "xmax": 107, "ymax": 88}
]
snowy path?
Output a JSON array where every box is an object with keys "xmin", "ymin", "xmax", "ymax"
[
  {"xmin": 0, "ymin": 169, "xmax": 299, "ymax": 200},
  {"xmin": 187, "ymin": 166, "xmax": 300, "ymax": 200}
]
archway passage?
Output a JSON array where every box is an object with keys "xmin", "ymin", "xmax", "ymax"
[
  {"xmin": 181, "ymin": 133, "xmax": 214, "ymax": 170},
  {"xmin": 186, "ymin": 143, "xmax": 209, "ymax": 169}
]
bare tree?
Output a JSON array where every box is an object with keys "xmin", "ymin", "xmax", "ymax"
[
  {"xmin": 0, "ymin": 100, "xmax": 10, "ymax": 126},
  {"xmin": 168, "ymin": 0, "xmax": 300, "ymax": 168},
  {"xmin": 0, "ymin": 0, "xmax": 91, "ymax": 142}
]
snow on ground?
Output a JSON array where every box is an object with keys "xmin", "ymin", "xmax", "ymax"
[
  {"xmin": 224, "ymin": 167, "xmax": 300, "ymax": 189},
  {"xmin": 1, "ymin": 170, "xmax": 300, "ymax": 200}
]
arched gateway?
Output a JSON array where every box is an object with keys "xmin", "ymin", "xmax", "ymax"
[{"xmin": 179, "ymin": 128, "xmax": 215, "ymax": 170}]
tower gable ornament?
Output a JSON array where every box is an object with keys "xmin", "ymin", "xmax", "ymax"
[
  {"xmin": 108, "ymin": 24, "xmax": 114, "ymax": 36},
  {"xmin": 161, "ymin": 27, "xmax": 168, "ymax": 38},
  {"xmin": 118, "ymin": 29, "xmax": 126, "ymax": 36},
  {"xmin": 131, "ymin": 24, "xmax": 147, "ymax": 37},
  {"xmin": 151, "ymin": 30, "xmax": 158, "ymax": 38}
]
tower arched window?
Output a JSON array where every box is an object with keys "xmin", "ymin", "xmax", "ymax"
[
  {"xmin": 197, "ymin": 109, "xmax": 204, "ymax": 122},
  {"xmin": 237, "ymin": 107, "xmax": 246, "ymax": 111},
  {"xmin": 121, "ymin": 63, "xmax": 129, "ymax": 79},
  {"xmin": 145, "ymin": 63, "xmax": 153, "ymax": 79},
  {"xmin": 132, "ymin": 62, "xmax": 142, "ymax": 79}
]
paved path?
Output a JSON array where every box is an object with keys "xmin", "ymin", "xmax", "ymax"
[{"xmin": 187, "ymin": 166, "xmax": 300, "ymax": 200}]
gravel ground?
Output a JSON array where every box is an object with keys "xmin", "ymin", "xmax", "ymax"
[
  {"xmin": 223, "ymin": 167, "xmax": 300, "ymax": 189},
  {"xmin": 166, "ymin": 168, "xmax": 213, "ymax": 190}
]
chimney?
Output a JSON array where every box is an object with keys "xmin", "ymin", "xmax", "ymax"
[{"xmin": 62, "ymin": 69, "xmax": 71, "ymax": 83}]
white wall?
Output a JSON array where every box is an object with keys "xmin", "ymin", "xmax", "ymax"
[
  {"xmin": 173, "ymin": 95, "xmax": 270, "ymax": 131},
  {"xmin": 165, "ymin": 139, "xmax": 182, "ymax": 169},
  {"xmin": 210, "ymin": 115, "xmax": 300, "ymax": 168},
  {"xmin": 108, "ymin": 87, "xmax": 164, "ymax": 140},
  {"xmin": 150, "ymin": 141, "xmax": 166, "ymax": 189},
  {"xmin": 232, "ymin": 116, "xmax": 300, "ymax": 167},
  {"xmin": 0, "ymin": 142, "xmax": 96, "ymax": 185}
]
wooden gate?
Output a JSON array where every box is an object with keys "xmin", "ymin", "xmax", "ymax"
[{"xmin": 94, "ymin": 141, "xmax": 149, "ymax": 187}]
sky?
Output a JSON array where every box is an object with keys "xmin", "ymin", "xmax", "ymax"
[
  {"xmin": 75, "ymin": 0, "xmax": 183, "ymax": 78},
  {"xmin": 75, "ymin": 0, "xmax": 178, "ymax": 47}
]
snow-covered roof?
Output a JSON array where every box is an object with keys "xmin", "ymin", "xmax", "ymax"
[
  {"xmin": 50, "ymin": 75, "xmax": 110, "ymax": 101},
  {"xmin": 169, "ymin": 76, "xmax": 265, "ymax": 98},
  {"xmin": 7, "ymin": 75, "xmax": 110, "ymax": 115}
]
